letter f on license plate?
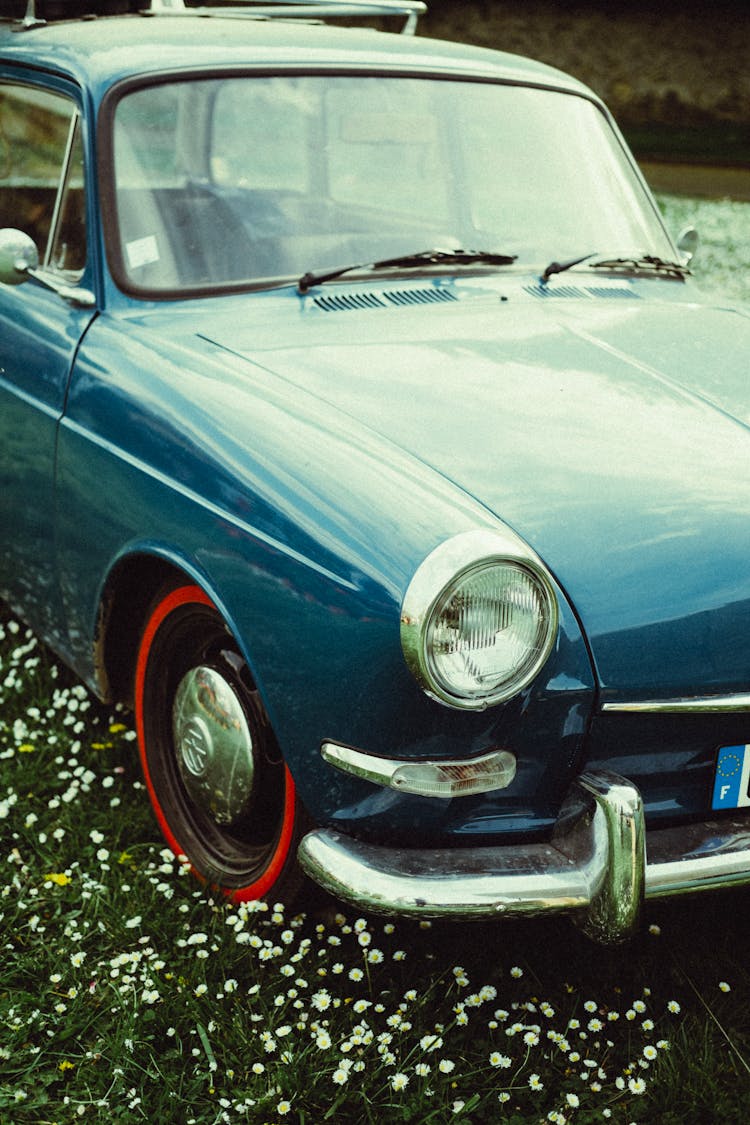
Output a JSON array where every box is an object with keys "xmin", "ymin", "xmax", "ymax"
[{"xmin": 712, "ymin": 745, "xmax": 750, "ymax": 810}]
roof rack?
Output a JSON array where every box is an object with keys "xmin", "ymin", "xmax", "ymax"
[
  {"xmin": 7, "ymin": 1, "xmax": 144, "ymax": 28},
  {"xmin": 11, "ymin": 0, "xmax": 427, "ymax": 35},
  {"xmin": 149, "ymin": 0, "xmax": 426, "ymax": 34}
]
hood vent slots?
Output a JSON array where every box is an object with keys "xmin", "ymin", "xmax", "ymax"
[
  {"xmin": 313, "ymin": 292, "xmax": 389, "ymax": 312},
  {"xmin": 385, "ymin": 288, "xmax": 458, "ymax": 307},
  {"xmin": 525, "ymin": 284, "xmax": 587, "ymax": 299},
  {"xmin": 525, "ymin": 283, "xmax": 641, "ymax": 300},
  {"xmin": 586, "ymin": 286, "xmax": 640, "ymax": 300},
  {"xmin": 313, "ymin": 287, "xmax": 458, "ymax": 312}
]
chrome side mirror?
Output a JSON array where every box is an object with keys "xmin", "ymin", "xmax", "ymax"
[
  {"xmin": 676, "ymin": 225, "xmax": 699, "ymax": 266},
  {"xmin": 0, "ymin": 228, "xmax": 39, "ymax": 286}
]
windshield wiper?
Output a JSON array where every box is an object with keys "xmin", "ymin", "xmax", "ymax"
[
  {"xmin": 541, "ymin": 252, "xmax": 690, "ymax": 284},
  {"xmin": 589, "ymin": 255, "xmax": 691, "ymax": 279},
  {"xmin": 298, "ymin": 247, "xmax": 517, "ymax": 294}
]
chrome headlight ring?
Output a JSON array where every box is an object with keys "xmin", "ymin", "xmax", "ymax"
[{"xmin": 400, "ymin": 528, "xmax": 559, "ymax": 711}]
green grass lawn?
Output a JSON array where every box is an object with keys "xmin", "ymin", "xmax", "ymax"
[
  {"xmin": 2, "ymin": 198, "xmax": 750, "ymax": 1123},
  {"xmin": 658, "ymin": 193, "xmax": 750, "ymax": 305}
]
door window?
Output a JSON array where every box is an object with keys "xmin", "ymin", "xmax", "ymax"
[{"xmin": 0, "ymin": 83, "xmax": 86, "ymax": 278}]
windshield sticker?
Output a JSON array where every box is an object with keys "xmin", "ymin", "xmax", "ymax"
[{"xmin": 126, "ymin": 235, "xmax": 160, "ymax": 270}]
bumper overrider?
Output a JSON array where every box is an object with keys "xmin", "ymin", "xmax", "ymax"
[{"xmin": 298, "ymin": 770, "xmax": 750, "ymax": 943}]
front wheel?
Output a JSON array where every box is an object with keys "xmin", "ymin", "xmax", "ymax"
[{"xmin": 134, "ymin": 583, "xmax": 309, "ymax": 904}]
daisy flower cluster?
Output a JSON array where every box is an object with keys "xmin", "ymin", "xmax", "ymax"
[{"xmin": 0, "ymin": 611, "xmax": 735, "ymax": 1124}]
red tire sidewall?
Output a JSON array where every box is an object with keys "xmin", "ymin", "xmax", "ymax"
[{"xmin": 134, "ymin": 583, "xmax": 298, "ymax": 901}]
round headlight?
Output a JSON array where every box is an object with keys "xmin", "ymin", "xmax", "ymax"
[{"xmin": 401, "ymin": 529, "xmax": 558, "ymax": 710}]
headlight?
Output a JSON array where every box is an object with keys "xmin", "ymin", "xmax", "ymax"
[{"xmin": 401, "ymin": 529, "xmax": 558, "ymax": 710}]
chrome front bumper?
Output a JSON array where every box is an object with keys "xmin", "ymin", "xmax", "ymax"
[{"xmin": 297, "ymin": 769, "xmax": 750, "ymax": 943}]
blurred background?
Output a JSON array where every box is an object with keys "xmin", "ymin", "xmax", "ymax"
[
  {"xmin": 421, "ymin": 0, "xmax": 750, "ymax": 302},
  {"xmin": 422, "ymin": 0, "xmax": 749, "ymax": 198}
]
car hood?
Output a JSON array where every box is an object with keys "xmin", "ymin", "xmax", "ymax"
[{"xmin": 197, "ymin": 283, "xmax": 750, "ymax": 700}]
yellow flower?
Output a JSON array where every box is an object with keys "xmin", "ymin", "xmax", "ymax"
[
  {"xmin": 59, "ymin": 1060, "xmax": 75, "ymax": 1072},
  {"xmin": 18, "ymin": 744, "xmax": 35, "ymax": 753},
  {"xmin": 109, "ymin": 723, "xmax": 127, "ymax": 734},
  {"xmin": 44, "ymin": 873, "xmax": 71, "ymax": 886}
]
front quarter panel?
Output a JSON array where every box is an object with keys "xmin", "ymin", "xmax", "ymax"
[{"xmin": 56, "ymin": 307, "xmax": 596, "ymax": 843}]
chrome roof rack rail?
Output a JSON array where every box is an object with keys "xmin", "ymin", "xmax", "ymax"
[
  {"xmin": 6, "ymin": 0, "xmax": 426, "ymax": 35},
  {"xmin": 8, "ymin": 1, "xmax": 143, "ymax": 30},
  {"xmin": 19, "ymin": 0, "xmax": 46, "ymax": 28},
  {"xmin": 147, "ymin": 0, "xmax": 427, "ymax": 34}
]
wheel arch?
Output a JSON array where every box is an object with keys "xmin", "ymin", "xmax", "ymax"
[
  {"xmin": 95, "ymin": 548, "xmax": 258, "ymax": 709},
  {"xmin": 114, "ymin": 558, "xmax": 311, "ymax": 903},
  {"xmin": 94, "ymin": 544, "xmax": 287, "ymax": 766},
  {"xmin": 95, "ymin": 551, "xmax": 189, "ymax": 706}
]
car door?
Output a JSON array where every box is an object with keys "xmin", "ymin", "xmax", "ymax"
[{"xmin": 0, "ymin": 77, "xmax": 97, "ymax": 650}]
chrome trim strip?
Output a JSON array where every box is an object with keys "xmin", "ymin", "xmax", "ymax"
[
  {"xmin": 44, "ymin": 113, "xmax": 78, "ymax": 270},
  {"xmin": 602, "ymin": 694, "xmax": 750, "ymax": 713},
  {"xmin": 298, "ymin": 769, "xmax": 750, "ymax": 943},
  {"xmin": 321, "ymin": 741, "xmax": 401, "ymax": 788}
]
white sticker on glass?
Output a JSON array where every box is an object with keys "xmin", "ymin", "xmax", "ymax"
[{"xmin": 126, "ymin": 235, "xmax": 160, "ymax": 270}]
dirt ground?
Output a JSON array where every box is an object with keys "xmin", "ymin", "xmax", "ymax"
[{"xmin": 640, "ymin": 161, "xmax": 750, "ymax": 201}]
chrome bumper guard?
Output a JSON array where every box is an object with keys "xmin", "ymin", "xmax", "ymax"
[{"xmin": 297, "ymin": 769, "xmax": 750, "ymax": 943}]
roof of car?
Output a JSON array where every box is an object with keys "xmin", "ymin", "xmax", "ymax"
[{"xmin": 0, "ymin": 9, "xmax": 591, "ymax": 104}]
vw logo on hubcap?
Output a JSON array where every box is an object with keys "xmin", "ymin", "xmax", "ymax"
[
  {"xmin": 177, "ymin": 715, "xmax": 212, "ymax": 776},
  {"xmin": 172, "ymin": 664, "xmax": 256, "ymax": 825}
]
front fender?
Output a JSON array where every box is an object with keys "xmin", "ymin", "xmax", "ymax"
[{"xmin": 57, "ymin": 312, "xmax": 596, "ymax": 842}]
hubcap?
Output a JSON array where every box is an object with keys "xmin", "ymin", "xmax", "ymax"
[{"xmin": 173, "ymin": 665, "xmax": 255, "ymax": 826}]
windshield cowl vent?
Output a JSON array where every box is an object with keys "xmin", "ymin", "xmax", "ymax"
[
  {"xmin": 386, "ymin": 288, "xmax": 458, "ymax": 307},
  {"xmin": 313, "ymin": 288, "xmax": 458, "ymax": 312},
  {"xmin": 525, "ymin": 283, "xmax": 641, "ymax": 300}
]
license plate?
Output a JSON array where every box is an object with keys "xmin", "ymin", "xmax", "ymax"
[{"xmin": 712, "ymin": 745, "xmax": 750, "ymax": 810}]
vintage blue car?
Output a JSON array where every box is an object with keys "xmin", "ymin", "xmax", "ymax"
[{"xmin": 1, "ymin": 0, "xmax": 749, "ymax": 943}]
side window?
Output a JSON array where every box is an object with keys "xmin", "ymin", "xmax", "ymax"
[{"xmin": 0, "ymin": 83, "xmax": 86, "ymax": 278}]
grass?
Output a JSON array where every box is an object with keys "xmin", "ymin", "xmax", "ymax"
[
  {"xmin": 657, "ymin": 192, "xmax": 750, "ymax": 305},
  {"xmin": 2, "ymin": 197, "xmax": 750, "ymax": 1123}
]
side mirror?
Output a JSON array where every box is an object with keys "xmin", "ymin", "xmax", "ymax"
[
  {"xmin": 0, "ymin": 228, "xmax": 40, "ymax": 286},
  {"xmin": 676, "ymin": 225, "xmax": 699, "ymax": 266}
]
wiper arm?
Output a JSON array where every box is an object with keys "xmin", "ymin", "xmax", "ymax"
[
  {"xmin": 541, "ymin": 252, "xmax": 597, "ymax": 283},
  {"xmin": 298, "ymin": 247, "xmax": 517, "ymax": 294},
  {"xmin": 589, "ymin": 254, "xmax": 691, "ymax": 279},
  {"xmin": 541, "ymin": 252, "xmax": 691, "ymax": 285}
]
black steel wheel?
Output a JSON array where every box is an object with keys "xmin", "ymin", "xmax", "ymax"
[{"xmin": 134, "ymin": 583, "xmax": 308, "ymax": 903}]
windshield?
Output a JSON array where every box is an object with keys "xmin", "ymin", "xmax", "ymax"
[{"xmin": 111, "ymin": 74, "xmax": 674, "ymax": 293}]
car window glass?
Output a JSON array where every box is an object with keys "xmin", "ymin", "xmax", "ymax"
[
  {"xmin": 459, "ymin": 85, "xmax": 661, "ymax": 258},
  {"xmin": 112, "ymin": 75, "xmax": 675, "ymax": 293},
  {"xmin": 48, "ymin": 115, "xmax": 87, "ymax": 278},
  {"xmin": 211, "ymin": 80, "xmax": 311, "ymax": 192},
  {"xmin": 114, "ymin": 84, "xmax": 183, "ymax": 186},
  {"xmin": 0, "ymin": 84, "xmax": 84, "ymax": 269},
  {"xmin": 324, "ymin": 82, "xmax": 451, "ymax": 221}
]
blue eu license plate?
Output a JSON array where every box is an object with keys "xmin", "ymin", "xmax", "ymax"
[{"xmin": 712, "ymin": 745, "xmax": 750, "ymax": 810}]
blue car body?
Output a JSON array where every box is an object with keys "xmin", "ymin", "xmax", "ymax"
[{"xmin": 1, "ymin": 1, "xmax": 749, "ymax": 940}]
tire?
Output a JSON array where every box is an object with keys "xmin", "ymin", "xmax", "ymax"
[{"xmin": 134, "ymin": 583, "xmax": 309, "ymax": 904}]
